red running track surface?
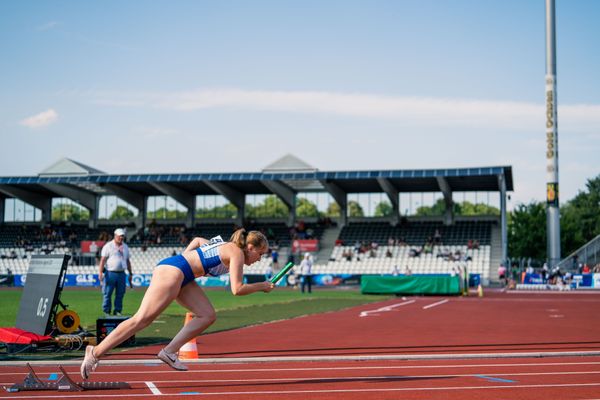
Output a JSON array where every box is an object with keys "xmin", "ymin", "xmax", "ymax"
[{"xmin": 1, "ymin": 290, "xmax": 599, "ymax": 399}]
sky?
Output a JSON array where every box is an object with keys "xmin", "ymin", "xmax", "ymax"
[{"xmin": 1, "ymin": 0, "xmax": 599, "ymax": 211}]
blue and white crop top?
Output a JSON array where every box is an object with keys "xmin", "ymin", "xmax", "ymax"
[{"xmin": 196, "ymin": 236, "xmax": 229, "ymax": 276}]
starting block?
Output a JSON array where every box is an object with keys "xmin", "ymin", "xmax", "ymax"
[{"xmin": 3, "ymin": 363, "xmax": 130, "ymax": 392}]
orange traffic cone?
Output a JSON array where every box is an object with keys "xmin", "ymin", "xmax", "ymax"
[{"xmin": 178, "ymin": 312, "xmax": 198, "ymax": 360}]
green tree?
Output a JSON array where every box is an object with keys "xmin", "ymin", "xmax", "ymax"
[
  {"xmin": 459, "ymin": 201, "xmax": 500, "ymax": 216},
  {"xmin": 52, "ymin": 204, "xmax": 90, "ymax": 221},
  {"xmin": 326, "ymin": 202, "xmax": 341, "ymax": 217},
  {"xmin": 109, "ymin": 205, "xmax": 135, "ymax": 220},
  {"xmin": 508, "ymin": 201, "xmax": 546, "ymax": 260},
  {"xmin": 147, "ymin": 207, "xmax": 187, "ymax": 219},
  {"xmin": 560, "ymin": 174, "xmax": 600, "ymax": 255},
  {"xmin": 374, "ymin": 201, "xmax": 393, "ymax": 217},
  {"xmin": 348, "ymin": 200, "xmax": 364, "ymax": 217},
  {"xmin": 297, "ymin": 198, "xmax": 320, "ymax": 218},
  {"xmin": 246, "ymin": 195, "xmax": 289, "ymax": 218},
  {"xmin": 416, "ymin": 198, "xmax": 499, "ymax": 216},
  {"xmin": 196, "ymin": 203, "xmax": 238, "ymax": 219},
  {"xmin": 416, "ymin": 199, "xmax": 446, "ymax": 216}
]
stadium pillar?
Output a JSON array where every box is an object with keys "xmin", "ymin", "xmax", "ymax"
[
  {"xmin": 376, "ymin": 178, "xmax": 399, "ymax": 225},
  {"xmin": 498, "ymin": 174, "xmax": 508, "ymax": 267},
  {"xmin": 88, "ymin": 195, "xmax": 100, "ymax": 229},
  {"xmin": 545, "ymin": 0, "xmax": 561, "ymax": 267},
  {"xmin": 235, "ymin": 203, "xmax": 245, "ymax": 227},
  {"xmin": 186, "ymin": 201, "xmax": 195, "ymax": 228},
  {"xmin": 0, "ymin": 197, "xmax": 4, "ymax": 225},
  {"xmin": 320, "ymin": 180, "xmax": 347, "ymax": 227},
  {"xmin": 203, "ymin": 181, "xmax": 245, "ymax": 228},
  {"xmin": 136, "ymin": 197, "xmax": 147, "ymax": 232},
  {"xmin": 436, "ymin": 177, "xmax": 454, "ymax": 226}
]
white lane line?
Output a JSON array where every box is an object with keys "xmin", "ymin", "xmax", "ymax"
[
  {"xmin": 423, "ymin": 299, "xmax": 449, "ymax": 309},
  {"xmin": 5, "ymin": 350, "xmax": 600, "ymax": 367},
  {"xmin": 2, "ymin": 382, "xmax": 599, "ymax": 398},
  {"xmin": 4, "ymin": 361, "xmax": 600, "ymax": 376},
  {"xmin": 122, "ymin": 370, "xmax": 600, "ymax": 384},
  {"xmin": 359, "ymin": 300, "xmax": 415, "ymax": 317},
  {"xmin": 167, "ymin": 382, "xmax": 600, "ymax": 396},
  {"xmin": 145, "ymin": 381, "xmax": 162, "ymax": 395}
]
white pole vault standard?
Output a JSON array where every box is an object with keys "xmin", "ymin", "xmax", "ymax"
[
  {"xmin": 359, "ymin": 300, "xmax": 415, "ymax": 317},
  {"xmin": 545, "ymin": 0, "xmax": 561, "ymax": 267}
]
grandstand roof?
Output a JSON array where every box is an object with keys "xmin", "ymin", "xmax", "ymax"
[
  {"xmin": 0, "ymin": 157, "xmax": 513, "ymax": 199},
  {"xmin": 39, "ymin": 157, "xmax": 105, "ymax": 176}
]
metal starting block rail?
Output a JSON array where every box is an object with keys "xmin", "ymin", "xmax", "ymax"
[{"xmin": 3, "ymin": 363, "xmax": 130, "ymax": 392}]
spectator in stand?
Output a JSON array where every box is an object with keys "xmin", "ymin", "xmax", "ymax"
[
  {"xmin": 99, "ymin": 228, "xmax": 133, "ymax": 317},
  {"xmin": 342, "ymin": 248, "xmax": 353, "ymax": 261},
  {"xmin": 271, "ymin": 246, "xmax": 279, "ymax": 269},
  {"xmin": 391, "ymin": 265, "xmax": 400, "ymax": 276},
  {"xmin": 404, "ymin": 265, "xmax": 412, "ymax": 276},
  {"xmin": 433, "ymin": 229, "xmax": 442, "ymax": 245},
  {"xmin": 409, "ymin": 247, "xmax": 421, "ymax": 258},
  {"xmin": 526, "ymin": 264, "xmax": 534, "ymax": 275},
  {"xmin": 369, "ymin": 247, "xmax": 377, "ymax": 258},
  {"xmin": 300, "ymin": 253, "xmax": 313, "ymax": 294},
  {"xmin": 582, "ymin": 263, "xmax": 591, "ymax": 273},
  {"xmin": 385, "ymin": 248, "xmax": 393, "ymax": 258},
  {"xmin": 498, "ymin": 264, "xmax": 507, "ymax": 286},
  {"xmin": 542, "ymin": 262, "xmax": 549, "ymax": 281}
]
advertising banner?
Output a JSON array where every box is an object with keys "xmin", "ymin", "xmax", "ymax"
[
  {"xmin": 523, "ymin": 273, "xmax": 544, "ymax": 284},
  {"xmin": 571, "ymin": 274, "xmax": 593, "ymax": 288},
  {"xmin": 292, "ymin": 239, "xmax": 319, "ymax": 253},
  {"xmin": 593, "ymin": 273, "xmax": 600, "ymax": 288},
  {"xmin": 81, "ymin": 240, "xmax": 105, "ymax": 254}
]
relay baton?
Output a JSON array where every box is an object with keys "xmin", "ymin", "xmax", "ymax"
[{"xmin": 270, "ymin": 262, "xmax": 294, "ymax": 284}]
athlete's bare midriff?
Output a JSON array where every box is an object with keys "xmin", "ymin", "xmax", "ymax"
[{"xmin": 181, "ymin": 242, "xmax": 233, "ymax": 278}]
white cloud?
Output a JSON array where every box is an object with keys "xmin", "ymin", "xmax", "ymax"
[
  {"xmin": 20, "ymin": 109, "xmax": 59, "ymax": 128},
  {"xmin": 92, "ymin": 89, "xmax": 600, "ymax": 132}
]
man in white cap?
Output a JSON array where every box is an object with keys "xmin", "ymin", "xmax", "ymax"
[{"xmin": 99, "ymin": 228, "xmax": 132, "ymax": 317}]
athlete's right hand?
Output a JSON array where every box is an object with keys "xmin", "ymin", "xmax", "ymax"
[{"xmin": 261, "ymin": 281, "xmax": 275, "ymax": 293}]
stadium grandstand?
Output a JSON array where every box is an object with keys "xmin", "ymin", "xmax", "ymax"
[{"xmin": 0, "ymin": 155, "xmax": 512, "ymax": 287}]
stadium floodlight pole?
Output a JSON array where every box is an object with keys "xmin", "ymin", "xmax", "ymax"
[{"xmin": 545, "ymin": 0, "xmax": 561, "ymax": 267}]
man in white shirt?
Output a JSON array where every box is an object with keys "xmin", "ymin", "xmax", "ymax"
[
  {"xmin": 300, "ymin": 253, "xmax": 313, "ymax": 294},
  {"xmin": 99, "ymin": 228, "xmax": 132, "ymax": 316}
]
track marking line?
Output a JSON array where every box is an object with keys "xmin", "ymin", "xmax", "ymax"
[
  {"xmin": 4, "ymin": 360, "xmax": 600, "ymax": 376},
  {"xmin": 145, "ymin": 381, "xmax": 162, "ymax": 395},
  {"xmin": 2, "ymin": 382, "xmax": 600, "ymax": 398},
  {"xmin": 3, "ymin": 370, "xmax": 600, "ymax": 388},
  {"xmin": 4, "ymin": 350, "xmax": 600, "ymax": 367},
  {"xmin": 167, "ymin": 382, "xmax": 600, "ymax": 396},
  {"xmin": 359, "ymin": 300, "xmax": 415, "ymax": 317},
  {"xmin": 423, "ymin": 299, "xmax": 449, "ymax": 309},
  {"xmin": 116, "ymin": 370, "xmax": 600, "ymax": 385},
  {"xmin": 475, "ymin": 374, "xmax": 516, "ymax": 383}
]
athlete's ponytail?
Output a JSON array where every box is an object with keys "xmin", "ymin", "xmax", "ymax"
[{"xmin": 230, "ymin": 228, "xmax": 268, "ymax": 250}]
